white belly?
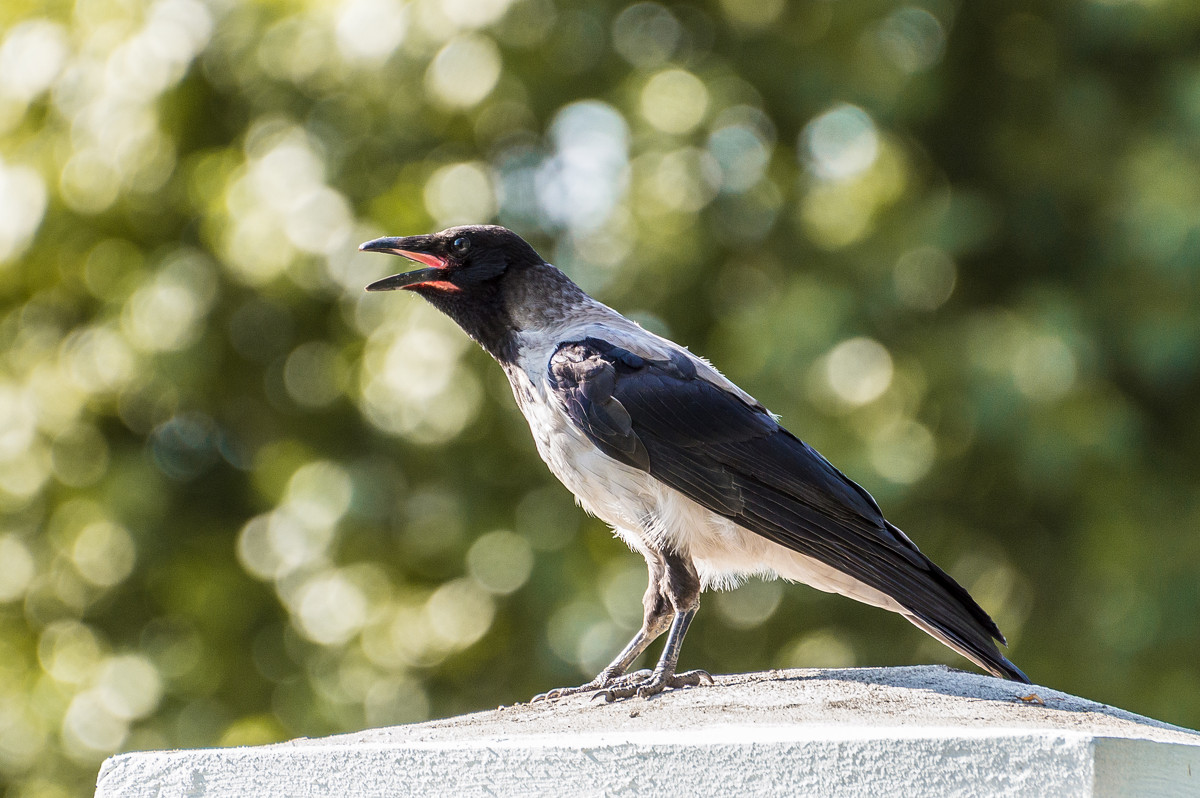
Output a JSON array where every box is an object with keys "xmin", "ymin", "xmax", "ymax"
[{"xmin": 506, "ymin": 365, "xmax": 903, "ymax": 612}]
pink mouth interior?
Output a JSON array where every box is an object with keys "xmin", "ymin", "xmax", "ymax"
[{"xmin": 398, "ymin": 250, "xmax": 449, "ymax": 270}]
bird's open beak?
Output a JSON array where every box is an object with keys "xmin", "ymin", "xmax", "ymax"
[{"xmin": 359, "ymin": 237, "xmax": 450, "ymax": 291}]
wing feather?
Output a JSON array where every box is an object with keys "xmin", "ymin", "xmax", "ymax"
[{"xmin": 548, "ymin": 337, "xmax": 1027, "ymax": 682}]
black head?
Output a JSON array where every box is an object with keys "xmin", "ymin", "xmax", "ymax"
[
  {"xmin": 359, "ymin": 225, "xmax": 546, "ymax": 359},
  {"xmin": 360, "ymin": 225, "xmax": 542, "ymax": 294}
]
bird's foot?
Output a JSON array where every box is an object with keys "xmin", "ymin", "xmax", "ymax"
[
  {"xmin": 594, "ymin": 668, "xmax": 713, "ymax": 702},
  {"xmin": 530, "ymin": 669, "xmax": 652, "ymax": 702}
]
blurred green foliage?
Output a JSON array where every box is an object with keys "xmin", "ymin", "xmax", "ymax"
[{"xmin": 2, "ymin": 0, "xmax": 1200, "ymax": 794}]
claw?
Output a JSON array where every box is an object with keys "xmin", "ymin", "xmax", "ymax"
[
  {"xmin": 595, "ymin": 668, "xmax": 714, "ymax": 701},
  {"xmin": 531, "ymin": 686, "xmax": 571, "ymax": 702},
  {"xmin": 533, "ymin": 668, "xmax": 714, "ymax": 704},
  {"xmin": 531, "ymin": 686, "xmax": 577, "ymax": 702},
  {"xmin": 676, "ymin": 669, "xmax": 713, "ymax": 687},
  {"xmin": 530, "ymin": 668, "xmax": 634, "ymax": 703},
  {"xmin": 591, "ymin": 669, "xmax": 652, "ymax": 703}
]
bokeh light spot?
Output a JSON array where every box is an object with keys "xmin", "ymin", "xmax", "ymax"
[
  {"xmin": 237, "ymin": 510, "xmax": 331, "ymax": 581},
  {"xmin": 824, "ymin": 337, "xmax": 894, "ymax": 406},
  {"xmin": 893, "ymin": 246, "xmax": 957, "ymax": 310},
  {"xmin": 150, "ymin": 413, "xmax": 220, "ymax": 481},
  {"xmin": 121, "ymin": 251, "xmax": 216, "ymax": 353},
  {"xmin": 0, "ymin": 383, "xmax": 37, "ymax": 462},
  {"xmin": 640, "ymin": 69, "xmax": 710, "ymax": 135},
  {"xmin": 62, "ymin": 326, "xmax": 136, "ymax": 396},
  {"xmin": 51, "ymin": 423, "xmax": 110, "ymax": 488},
  {"xmin": 713, "ymin": 578, "xmax": 783, "ymax": 629},
  {"xmin": 576, "ymin": 619, "xmax": 622, "ymax": 675},
  {"xmin": 877, "ymin": 7, "xmax": 946, "ymax": 74},
  {"xmin": 63, "ymin": 691, "xmax": 127, "ymax": 759},
  {"xmin": 537, "ymin": 101, "xmax": 630, "ymax": 233},
  {"xmin": 284, "ymin": 341, "xmax": 347, "ymax": 409},
  {"xmin": 440, "ymin": 0, "xmax": 516, "ymax": 30},
  {"xmin": 0, "ymin": 19, "xmax": 69, "ymax": 103},
  {"xmin": 364, "ymin": 676, "xmax": 430, "ymax": 727},
  {"xmin": 717, "ymin": 0, "xmax": 786, "ymax": 31},
  {"xmin": 612, "ymin": 3, "xmax": 681, "ymax": 68},
  {"xmin": 801, "ymin": 104, "xmax": 880, "ymax": 181},
  {"xmin": 95, "ymin": 654, "xmax": 162, "ymax": 721},
  {"xmin": 294, "ymin": 571, "xmax": 368, "ymax": 645},
  {"xmin": 645, "ymin": 147, "xmax": 720, "ymax": 213},
  {"xmin": 0, "ymin": 159, "xmax": 47, "ymax": 262},
  {"xmin": 286, "ymin": 460, "xmax": 354, "ymax": 530},
  {"xmin": 285, "ymin": 187, "xmax": 354, "ymax": 256},
  {"xmin": 785, "ymin": 629, "xmax": 857, "ymax": 668},
  {"xmin": 59, "ymin": 150, "xmax": 121, "ymax": 215},
  {"xmin": 547, "ymin": 599, "xmax": 607, "ymax": 670},
  {"xmin": 71, "ymin": 521, "xmax": 136, "ymax": 588},
  {"xmin": 39, "ymin": 621, "xmax": 104, "ymax": 685},
  {"xmin": 425, "ymin": 578, "xmax": 495, "ymax": 650},
  {"xmin": 0, "ymin": 698, "xmax": 45, "ymax": 772},
  {"xmin": 359, "ymin": 306, "xmax": 482, "ymax": 443},
  {"xmin": 424, "ymin": 161, "xmax": 497, "ymax": 227},
  {"xmin": 425, "ymin": 34, "xmax": 502, "ymax": 109},
  {"xmin": 0, "ymin": 536, "xmax": 35, "ymax": 602},
  {"xmin": 336, "ymin": 0, "xmax": 409, "ymax": 64},
  {"xmin": 708, "ymin": 108, "xmax": 774, "ymax": 192},
  {"xmin": 601, "ymin": 562, "xmax": 648, "ymax": 627},
  {"xmin": 1013, "ymin": 334, "xmax": 1077, "ymax": 401},
  {"xmin": 466, "ymin": 530, "xmax": 534, "ymax": 595},
  {"xmin": 869, "ymin": 419, "xmax": 936, "ymax": 484}
]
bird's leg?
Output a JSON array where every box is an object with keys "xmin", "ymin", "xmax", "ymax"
[
  {"xmin": 596, "ymin": 551, "xmax": 713, "ymax": 702},
  {"xmin": 531, "ymin": 552, "xmax": 673, "ymax": 702}
]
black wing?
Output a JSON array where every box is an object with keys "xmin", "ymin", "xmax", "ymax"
[{"xmin": 548, "ymin": 337, "xmax": 1028, "ymax": 682}]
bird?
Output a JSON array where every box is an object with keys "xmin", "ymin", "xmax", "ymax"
[{"xmin": 359, "ymin": 224, "xmax": 1030, "ymax": 701}]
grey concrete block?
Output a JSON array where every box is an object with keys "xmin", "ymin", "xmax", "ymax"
[{"xmin": 95, "ymin": 666, "xmax": 1200, "ymax": 797}]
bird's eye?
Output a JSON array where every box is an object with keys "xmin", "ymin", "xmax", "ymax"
[{"xmin": 452, "ymin": 236, "xmax": 470, "ymax": 254}]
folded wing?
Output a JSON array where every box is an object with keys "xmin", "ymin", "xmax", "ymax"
[{"xmin": 548, "ymin": 337, "xmax": 1028, "ymax": 682}]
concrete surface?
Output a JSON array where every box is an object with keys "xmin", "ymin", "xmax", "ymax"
[{"xmin": 95, "ymin": 666, "xmax": 1200, "ymax": 797}]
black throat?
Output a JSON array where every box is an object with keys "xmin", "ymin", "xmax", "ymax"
[{"xmin": 421, "ymin": 282, "xmax": 520, "ymax": 364}]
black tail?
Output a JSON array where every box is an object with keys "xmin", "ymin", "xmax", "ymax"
[
  {"xmin": 891, "ymin": 524, "xmax": 1030, "ymax": 684},
  {"xmin": 906, "ymin": 611, "xmax": 1030, "ymax": 682}
]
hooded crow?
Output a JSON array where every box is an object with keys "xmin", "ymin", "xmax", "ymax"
[{"xmin": 360, "ymin": 224, "xmax": 1030, "ymax": 700}]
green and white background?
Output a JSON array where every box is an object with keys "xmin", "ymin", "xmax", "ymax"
[{"xmin": 1, "ymin": 0, "xmax": 1199, "ymax": 794}]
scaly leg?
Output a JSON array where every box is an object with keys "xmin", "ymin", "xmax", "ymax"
[
  {"xmin": 596, "ymin": 550, "xmax": 712, "ymax": 701},
  {"xmin": 595, "ymin": 606, "xmax": 712, "ymax": 701},
  {"xmin": 531, "ymin": 551, "xmax": 673, "ymax": 702}
]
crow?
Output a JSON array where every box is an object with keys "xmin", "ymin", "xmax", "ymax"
[{"xmin": 360, "ymin": 224, "xmax": 1029, "ymax": 700}]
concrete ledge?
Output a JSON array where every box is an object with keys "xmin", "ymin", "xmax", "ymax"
[{"xmin": 95, "ymin": 666, "xmax": 1200, "ymax": 797}]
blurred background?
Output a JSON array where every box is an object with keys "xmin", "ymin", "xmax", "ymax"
[{"xmin": 2, "ymin": 0, "xmax": 1200, "ymax": 793}]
